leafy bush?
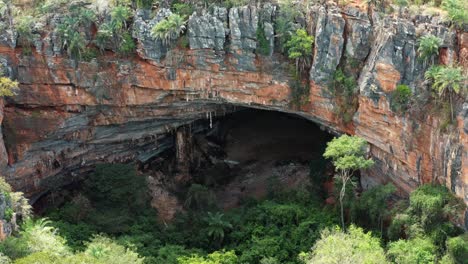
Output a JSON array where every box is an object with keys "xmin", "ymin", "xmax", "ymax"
[
  {"xmin": 351, "ymin": 183, "xmax": 396, "ymax": 232},
  {"xmin": 256, "ymin": 23, "xmax": 270, "ymax": 56},
  {"xmin": 84, "ymin": 236, "xmax": 144, "ymax": 264},
  {"xmin": 328, "ymin": 69, "xmax": 359, "ymax": 123},
  {"xmin": 118, "ymin": 32, "xmax": 136, "ymax": 55},
  {"xmin": 274, "ymin": 0, "xmax": 301, "ymax": 53},
  {"xmin": 172, "ymin": 3, "xmax": 194, "ymax": 18},
  {"xmin": 445, "ymin": 234, "xmax": 468, "ymax": 264},
  {"xmin": 178, "ymin": 250, "xmax": 237, "ymax": 264},
  {"xmin": 151, "ymin": 14, "xmax": 187, "ymax": 44},
  {"xmin": 303, "ymin": 225, "xmax": 388, "ymax": 264},
  {"xmin": 390, "ymin": 84, "xmax": 412, "ymax": 113},
  {"xmin": 286, "ymin": 29, "xmax": 314, "ymax": 74},
  {"xmin": 389, "ymin": 184, "xmax": 465, "ymax": 250},
  {"xmin": 0, "ymin": 77, "xmax": 19, "ymax": 97},
  {"xmin": 387, "ymin": 236, "xmax": 436, "ymax": 264},
  {"xmin": 442, "ymin": 0, "xmax": 468, "ymax": 27}
]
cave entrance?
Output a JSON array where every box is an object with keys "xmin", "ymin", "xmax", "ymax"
[{"xmin": 143, "ymin": 108, "xmax": 334, "ymax": 216}]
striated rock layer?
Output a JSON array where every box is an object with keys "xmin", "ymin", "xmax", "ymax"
[{"xmin": 0, "ymin": 3, "xmax": 466, "ymax": 221}]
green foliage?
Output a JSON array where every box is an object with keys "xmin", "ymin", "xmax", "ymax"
[
  {"xmin": 4, "ymin": 208, "xmax": 13, "ymax": 222},
  {"xmin": 303, "ymin": 225, "xmax": 388, "ymax": 264},
  {"xmin": 0, "ymin": 77, "xmax": 18, "ymax": 97},
  {"xmin": 387, "ymin": 236, "xmax": 436, "ymax": 264},
  {"xmin": 286, "ymin": 29, "xmax": 314, "ymax": 74},
  {"xmin": 418, "ymin": 34, "xmax": 442, "ymax": 63},
  {"xmin": 445, "ymin": 234, "xmax": 468, "ymax": 264},
  {"xmin": 172, "ymin": 3, "xmax": 194, "ymax": 18},
  {"xmin": 151, "ymin": 14, "xmax": 187, "ymax": 45},
  {"xmin": 256, "ymin": 23, "xmax": 270, "ymax": 56},
  {"xmin": 184, "ymin": 184, "xmax": 217, "ymax": 211},
  {"xmin": 118, "ymin": 32, "xmax": 136, "ymax": 55},
  {"xmin": 55, "ymin": 6, "xmax": 97, "ymax": 60},
  {"xmin": 110, "ymin": 5, "xmax": 132, "ymax": 32},
  {"xmin": 14, "ymin": 15, "xmax": 35, "ymax": 54},
  {"xmin": 323, "ymin": 135, "xmax": 374, "ymax": 171},
  {"xmin": 84, "ymin": 236, "xmax": 144, "ymax": 264},
  {"xmin": 274, "ymin": 0, "xmax": 301, "ymax": 53},
  {"xmin": 136, "ymin": 0, "xmax": 155, "ymax": 9},
  {"xmin": 351, "ymin": 184, "xmax": 397, "ymax": 232},
  {"xmin": 425, "ymin": 65, "xmax": 465, "ymax": 123},
  {"xmin": 203, "ymin": 212, "xmax": 232, "ymax": 247},
  {"xmin": 442, "ymin": 0, "xmax": 468, "ymax": 28},
  {"xmin": 425, "ymin": 65, "xmax": 464, "ymax": 96},
  {"xmin": 0, "ymin": 177, "xmax": 12, "ymax": 193},
  {"xmin": 389, "ymin": 184, "xmax": 465, "ymax": 252},
  {"xmin": 0, "ymin": 253, "xmax": 11, "ymax": 264},
  {"xmin": 390, "ymin": 84, "xmax": 412, "ymax": 113},
  {"xmin": 178, "ymin": 250, "xmax": 237, "ymax": 264},
  {"xmin": 324, "ymin": 135, "xmax": 374, "ymax": 230},
  {"xmin": 328, "ymin": 69, "xmax": 358, "ymax": 124}
]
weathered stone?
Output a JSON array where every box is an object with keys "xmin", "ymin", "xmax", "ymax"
[
  {"xmin": 188, "ymin": 9, "xmax": 226, "ymax": 51},
  {"xmin": 0, "ymin": 4, "xmax": 465, "ymax": 224},
  {"xmin": 309, "ymin": 6, "xmax": 345, "ymax": 85}
]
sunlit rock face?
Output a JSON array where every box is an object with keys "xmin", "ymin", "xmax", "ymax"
[{"xmin": 0, "ymin": 2, "xmax": 466, "ymax": 212}]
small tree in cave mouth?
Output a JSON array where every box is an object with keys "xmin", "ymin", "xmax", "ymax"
[{"xmin": 323, "ymin": 135, "xmax": 374, "ymax": 230}]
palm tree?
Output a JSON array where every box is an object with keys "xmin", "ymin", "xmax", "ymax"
[
  {"xmin": 418, "ymin": 35, "xmax": 442, "ymax": 65},
  {"xmin": 110, "ymin": 5, "xmax": 132, "ymax": 32},
  {"xmin": 151, "ymin": 14, "xmax": 187, "ymax": 45},
  {"xmin": 203, "ymin": 212, "xmax": 233, "ymax": 247},
  {"xmin": 425, "ymin": 66, "xmax": 464, "ymax": 122}
]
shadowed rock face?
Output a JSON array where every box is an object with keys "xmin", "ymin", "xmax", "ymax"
[{"xmin": 0, "ymin": 2, "xmax": 466, "ymax": 213}]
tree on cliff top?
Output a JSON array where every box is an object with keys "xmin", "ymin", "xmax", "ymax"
[{"xmin": 323, "ymin": 135, "xmax": 374, "ymax": 230}]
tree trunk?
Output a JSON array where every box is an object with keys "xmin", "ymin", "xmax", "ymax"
[
  {"xmin": 340, "ymin": 176, "xmax": 347, "ymax": 231},
  {"xmin": 449, "ymin": 92, "xmax": 454, "ymax": 123}
]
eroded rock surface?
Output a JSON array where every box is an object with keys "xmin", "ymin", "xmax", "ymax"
[{"xmin": 0, "ymin": 3, "xmax": 466, "ymax": 217}]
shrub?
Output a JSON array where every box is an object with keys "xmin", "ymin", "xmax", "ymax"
[
  {"xmin": 172, "ymin": 3, "xmax": 194, "ymax": 18},
  {"xmin": 387, "ymin": 237, "xmax": 436, "ymax": 264},
  {"xmin": 328, "ymin": 69, "xmax": 358, "ymax": 123},
  {"xmin": 389, "ymin": 184, "xmax": 465, "ymax": 249},
  {"xmin": 351, "ymin": 183, "xmax": 396, "ymax": 232},
  {"xmin": 286, "ymin": 29, "xmax": 314, "ymax": 74},
  {"xmin": 445, "ymin": 234, "xmax": 468, "ymax": 264},
  {"xmin": 390, "ymin": 84, "xmax": 412, "ymax": 113},
  {"xmin": 256, "ymin": 23, "xmax": 270, "ymax": 56},
  {"xmin": 304, "ymin": 225, "xmax": 388, "ymax": 264},
  {"xmin": 136, "ymin": 0, "xmax": 155, "ymax": 9},
  {"xmin": 442, "ymin": 0, "xmax": 468, "ymax": 28},
  {"xmin": 274, "ymin": 0, "xmax": 301, "ymax": 53},
  {"xmin": 118, "ymin": 32, "xmax": 136, "ymax": 56},
  {"xmin": 0, "ymin": 77, "xmax": 18, "ymax": 97},
  {"xmin": 14, "ymin": 15, "xmax": 35, "ymax": 54},
  {"xmin": 178, "ymin": 250, "xmax": 237, "ymax": 264},
  {"xmin": 84, "ymin": 236, "xmax": 144, "ymax": 264}
]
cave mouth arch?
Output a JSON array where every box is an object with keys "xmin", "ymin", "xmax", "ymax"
[
  {"xmin": 139, "ymin": 107, "xmax": 336, "ymax": 213},
  {"xmin": 32, "ymin": 106, "xmax": 337, "ymax": 217}
]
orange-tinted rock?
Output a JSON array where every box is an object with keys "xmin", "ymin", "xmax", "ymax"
[{"xmin": 375, "ymin": 63, "xmax": 401, "ymax": 92}]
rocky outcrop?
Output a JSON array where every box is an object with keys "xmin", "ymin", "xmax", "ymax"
[{"xmin": 0, "ymin": 3, "xmax": 466, "ymax": 222}]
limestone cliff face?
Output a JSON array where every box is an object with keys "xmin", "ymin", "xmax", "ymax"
[{"xmin": 0, "ymin": 2, "xmax": 466, "ymax": 214}]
